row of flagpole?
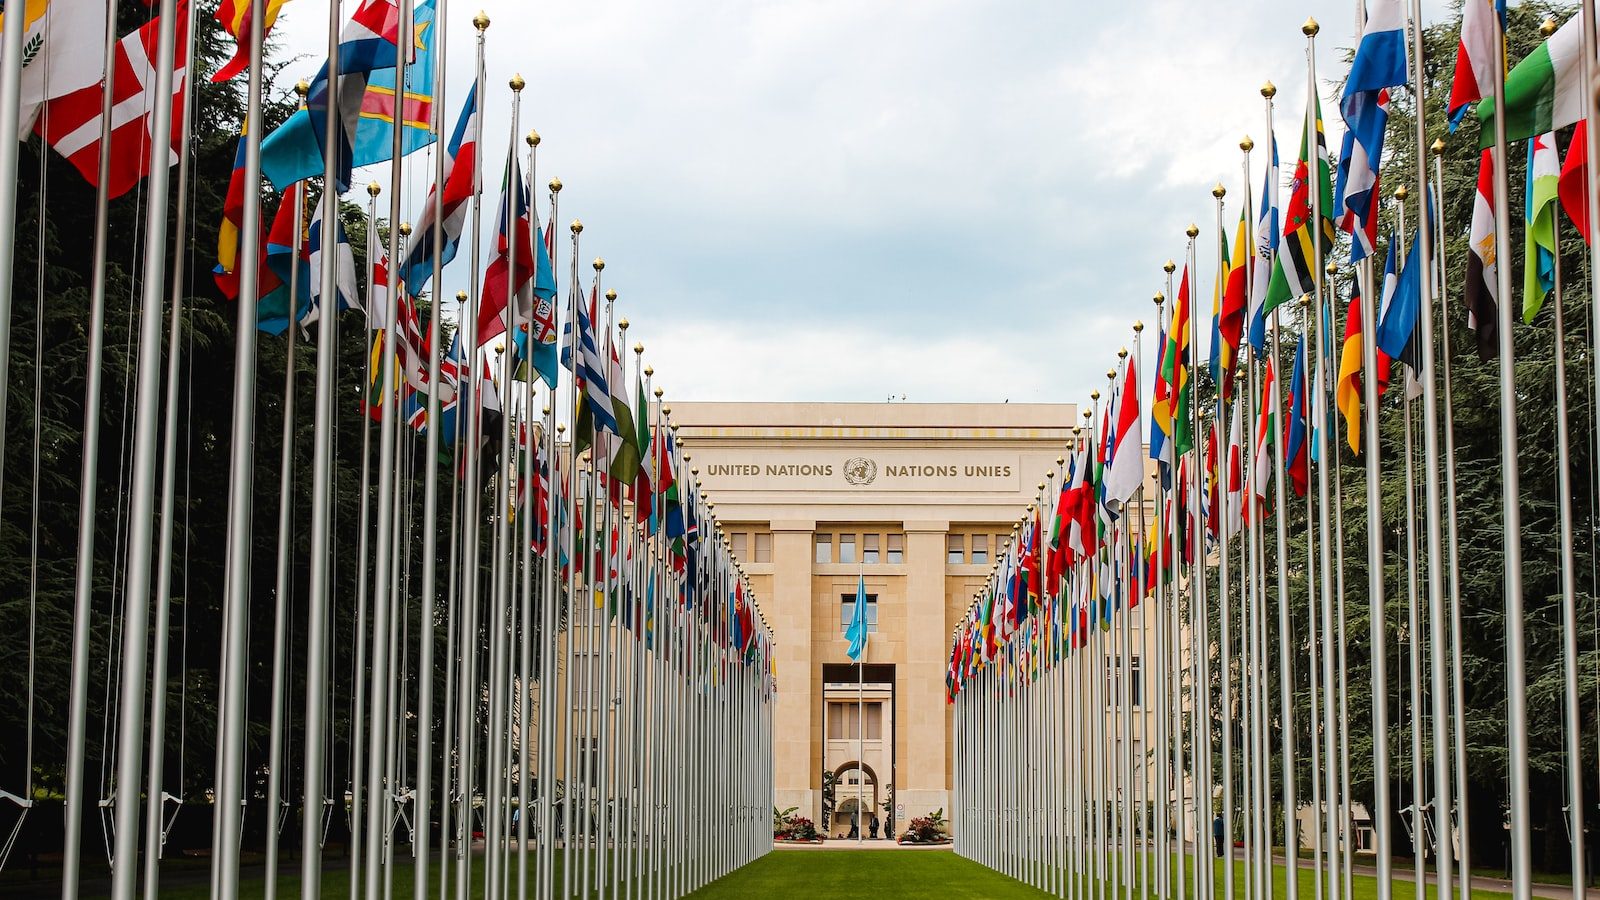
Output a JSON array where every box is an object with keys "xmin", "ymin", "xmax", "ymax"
[
  {"xmin": 949, "ymin": 3, "xmax": 1600, "ymax": 900},
  {"xmin": 0, "ymin": 0, "xmax": 779, "ymax": 898}
]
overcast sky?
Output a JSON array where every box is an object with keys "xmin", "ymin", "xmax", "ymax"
[{"xmin": 273, "ymin": 0, "xmax": 1453, "ymax": 406}]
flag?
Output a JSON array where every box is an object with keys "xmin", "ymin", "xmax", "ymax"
[
  {"xmin": 1524, "ymin": 132, "xmax": 1560, "ymax": 322},
  {"xmin": 605, "ymin": 343, "xmax": 642, "ymax": 484},
  {"xmin": 1464, "ymin": 147, "xmax": 1500, "ymax": 360},
  {"xmin": 847, "ymin": 573, "xmax": 871, "ymax": 662},
  {"xmin": 1335, "ymin": 277, "xmax": 1392, "ymax": 454},
  {"xmin": 214, "ymin": 125, "xmax": 251, "ymax": 300},
  {"xmin": 1102, "ymin": 353, "xmax": 1142, "ymax": 508},
  {"xmin": 1336, "ymin": 0, "xmax": 1405, "ymax": 261},
  {"xmin": 1476, "ymin": 15, "xmax": 1582, "ymax": 147},
  {"xmin": 259, "ymin": 0, "xmax": 404, "ymax": 192},
  {"xmin": 1148, "ymin": 321, "xmax": 1172, "ymax": 478},
  {"xmin": 211, "ymin": 0, "xmax": 291, "ymax": 83},
  {"xmin": 1264, "ymin": 95, "xmax": 1335, "ymax": 316},
  {"xmin": 633, "ymin": 373, "xmax": 653, "ymax": 520},
  {"xmin": 1560, "ymin": 122, "xmax": 1591, "ymax": 243},
  {"xmin": 478, "ymin": 148, "xmax": 556, "ymax": 351},
  {"xmin": 1376, "ymin": 230, "xmax": 1423, "ymax": 368},
  {"xmin": 1, "ymin": 0, "xmax": 108, "ymax": 129},
  {"xmin": 1334, "ymin": 90, "xmax": 1390, "ymax": 263},
  {"xmin": 258, "ymin": 184, "xmax": 305, "ymax": 335},
  {"xmin": 1252, "ymin": 357, "xmax": 1275, "ymax": 507},
  {"xmin": 302, "ymin": 194, "xmax": 361, "ymax": 330},
  {"xmin": 351, "ymin": 0, "xmax": 437, "ymax": 165},
  {"xmin": 563, "ymin": 281, "xmax": 619, "ymax": 440},
  {"xmin": 1284, "ymin": 337, "xmax": 1308, "ymax": 497},
  {"xmin": 1163, "ymin": 266, "xmax": 1193, "ymax": 456},
  {"xmin": 1448, "ymin": 0, "xmax": 1499, "ymax": 128},
  {"xmin": 1216, "ymin": 210, "xmax": 1248, "ymax": 399},
  {"xmin": 1226, "ymin": 396, "xmax": 1243, "ymax": 535},
  {"xmin": 398, "ymin": 82, "xmax": 477, "ymax": 292},
  {"xmin": 35, "ymin": 3, "xmax": 188, "ymax": 200},
  {"xmin": 1248, "ymin": 136, "xmax": 1279, "ymax": 355}
]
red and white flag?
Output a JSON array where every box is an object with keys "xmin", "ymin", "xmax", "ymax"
[
  {"xmin": 36, "ymin": 4, "xmax": 189, "ymax": 200},
  {"xmin": 1464, "ymin": 148, "xmax": 1500, "ymax": 360},
  {"xmin": 1560, "ymin": 122, "xmax": 1590, "ymax": 244},
  {"xmin": 1447, "ymin": 0, "xmax": 1496, "ymax": 123},
  {"xmin": 1101, "ymin": 352, "xmax": 1142, "ymax": 509},
  {"xmin": 1250, "ymin": 357, "xmax": 1276, "ymax": 518}
]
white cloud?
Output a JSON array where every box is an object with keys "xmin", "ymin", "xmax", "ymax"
[{"xmin": 271, "ymin": 0, "xmax": 1460, "ymax": 407}]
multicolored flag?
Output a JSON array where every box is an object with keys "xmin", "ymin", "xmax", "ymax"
[
  {"xmin": 1448, "ymin": 0, "xmax": 1499, "ymax": 128},
  {"xmin": 0, "ymin": 0, "xmax": 108, "ymax": 129},
  {"xmin": 211, "ymin": 0, "xmax": 291, "ymax": 83},
  {"xmin": 259, "ymin": 0, "xmax": 407, "ymax": 192},
  {"xmin": 1464, "ymin": 148, "xmax": 1500, "ymax": 359},
  {"xmin": 1524, "ymin": 132, "xmax": 1560, "ymax": 322},
  {"xmin": 1163, "ymin": 266, "xmax": 1194, "ymax": 456},
  {"xmin": 1264, "ymin": 96, "xmax": 1335, "ymax": 316},
  {"xmin": 1284, "ymin": 337, "xmax": 1309, "ymax": 498},
  {"xmin": 1215, "ymin": 211, "xmax": 1248, "ymax": 399},
  {"xmin": 1102, "ymin": 353, "xmax": 1142, "ymax": 509},
  {"xmin": 1335, "ymin": 276, "xmax": 1392, "ymax": 453},
  {"xmin": 1476, "ymin": 14, "xmax": 1582, "ymax": 147},
  {"xmin": 1248, "ymin": 135, "xmax": 1279, "ymax": 355},
  {"xmin": 351, "ymin": 0, "xmax": 438, "ymax": 164},
  {"xmin": 36, "ymin": 3, "xmax": 188, "ymax": 200},
  {"xmin": 1336, "ymin": 0, "xmax": 1405, "ymax": 261},
  {"xmin": 1560, "ymin": 122, "xmax": 1591, "ymax": 243},
  {"xmin": 398, "ymin": 82, "xmax": 478, "ymax": 292},
  {"xmin": 1251, "ymin": 357, "xmax": 1276, "ymax": 512}
]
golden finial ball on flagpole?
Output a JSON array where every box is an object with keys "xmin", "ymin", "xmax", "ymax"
[
  {"xmin": 654, "ymin": 387, "xmax": 664, "ymax": 399},
  {"xmin": 1090, "ymin": 390, "xmax": 1100, "ymax": 402},
  {"xmin": 398, "ymin": 222, "xmax": 411, "ymax": 237},
  {"xmin": 550, "ymin": 177, "xmax": 563, "ymax": 193},
  {"xmin": 1186, "ymin": 223, "xmax": 1199, "ymax": 238},
  {"xmin": 594, "ymin": 257, "xmax": 606, "ymax": 272},
  {"xmin": 1117, "ymin": 348, "xmax": 1127, "ymax": 360},
  {"xmin": 1541, "ymin": 17, "xmax": 1558, "ymax": 36},
  {"xmin": 473, "ymin": 10, "xmax": 490, "ymax": 31},
  {"xmin": 1431, "ymin": 137, "xmax": 1446, "ymax": 155},
  {"xmin": 605, "ymin": 289, "xmax": 618, "ymax": 302},
  {"xmin": 634, "ymin": 342, "xmax": 644, "ymax": 355},
  {"xmin": 1154, "ymin": 292, "xmax": 1165, "ymax": 306},
  {"xmin": 368, "ymin": 181, "xmax": 381, "ymax": 197},
  {"xmin": 1261, "ymin": 81, "xmax": 1277, "ymax": 99},
  {"xmin": 456, "ymin": 290, "xmax": 468, "ymax": 302},
  {"xmin": 1241, "ymin": 135, "xmax": 1254, "ymax": 153},
  {"xmin": 570, "ymin": 219, "xmax": 583, "ymax": 234},
  {"xmin": 1302, "ymin": 17, "xmax": 1319, "ymax": 36},
  {"xmin": 510, "ymin": 73, "xmax": 526, "ymax": 92},
  {"xmin": 1326, "ymin": 259, "xmax": 1338, "ymax": 277},
  {"xmin": 1164, "ymin": 260, "xmax": 1176, "ymax": 273},
  {"xmin": 1394, "ymin": 184, "xmax": 1408, "ymax": 201},
  {"xmin": 527, "ymin": 130, "xmax": 540, "ymax": 147},
  {"xmin": 1213, "ymin": 183, "xmax": 1226, "ymax": 199},
  {"xmin": 619, "ymin": 319, "xmax": 629, "ymax": 332},
  {"xmin": 295, "ymin": 79, "xmax": 310, "ymax": 98},
  {"xmin": 1133, "ymin": 320, "xmax": 1144, "ymax": 333}
]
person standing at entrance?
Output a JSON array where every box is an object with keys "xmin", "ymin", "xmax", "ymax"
[{"xmin": 1213, "ymin": 813, "xmax": 1225, "ymax": 858}]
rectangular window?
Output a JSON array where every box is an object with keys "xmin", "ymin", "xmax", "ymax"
[
  {"xmin": 731, "ymin": 532, "xmax": 747, "ymax": 557},
  {"xmin": 754, "ymin": 532, "xmax": 772, "ymax": 563},
  {"xmin": 864, "ymin": 702, "xmax": 883, "ymax": 740},
  {"xmin": 839, "ymin": 534, "xmax": 857, "ymax": 565},
  {"xmin": 970, "ymin": 533, "xmax": 989, "ymax": 566},
  {"xmin": 947, "ymin": 534, "xmax": 965, "ymax": 565},
  {"xmin": 1130, "ymin": 656, "xmax": 1142, "ymax": 707},
  {"xmin": 840, "ymin": 594, "xmax": 879, "ymax": 634},
  {"xmin": 827, "ymin": 701, "xmax": 882, "ymax": 740},
  {"xmin": 816, "ymin": 534, "xmax": 832, "ymax": 564},
  {"xmin": 862, "ymin": 534, "xmax": 880, "ymax": 564},
  {"xmin": 886, "ymin": 534, "xmax": 904, "ymax": 564}
]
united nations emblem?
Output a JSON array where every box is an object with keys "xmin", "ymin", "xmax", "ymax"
[{"xmin": 842, "ymin": 457, "xmax": 877, "ymax": 486}]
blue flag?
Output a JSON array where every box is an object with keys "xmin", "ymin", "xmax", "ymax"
[{"xmin": 846, "ymin": 574, "xmax": 869, "ymax": 661}]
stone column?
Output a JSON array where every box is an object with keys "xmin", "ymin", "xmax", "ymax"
[
  {"xmin": 901, "ymin": 521, "xmax": 950, "ymax": 827},
  {"xmin": 770, "ymin": 521, "xmax": 816, "ymax": 821}
]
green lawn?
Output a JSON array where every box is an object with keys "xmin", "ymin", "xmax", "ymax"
[
  {"xmin": 0, "ymin": 848, "xmax": 1535, "ymax": 899},
  {"xmin": 687, "ymin": 849, "xmax": 1524, "ymax": 900}
]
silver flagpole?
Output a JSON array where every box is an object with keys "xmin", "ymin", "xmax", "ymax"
[
  {"xmin": 539, "ymin": 175, "xmax": 562, "ymax": 900},
  {"xmin": 264, "ymin": 180, "xmax": 307, "ymax": 900},
  {"xmin": 0, "ymin": 0, "xmax": 31, "ymax": 498},
  {"xmin": 1402, "ymin": 8, "xmax": 1454, "ymax": 900},
  {"xmin": 1153, "ymin": 286, "xmax": 1170, "ymax": 900},
  {"xmin": 362, "ymin": 2, "xmax": 416, "ymax": 894},
  {"xmin": 1183, "ymin": 225, "xmax": 1204, "ymax": 900},
  {"xmin": 561, "ymin": 226, "xmax": 583, "ymax": 900},
  {"xmin": 416, "ymin": 1, "xmax": 453, "ymax": 893},
  {"xmin": 351, "ymin": 186, "xmax": 379, "ymax": 900},
  {"xmin": 515, "ymin": 128, "xmax": 538, "ymax": 900},
  {"xmin": 1547, "ymin": 172, "xmax": 1589, "ymax": 900},
  {"xmin": 300, "ymin": 0, "xmax": 351, "ymax": 891},
  {"xmin": 1395, "ymin": 202, "xmax": 1424, "ymax": 900},
  {"xmin": 1260, "ymin": 74, "xmax": 1301, "ymax": 900},
  {"xmin": 1314, "ymin": 264, "xmax": 1340, "ymax": 900},
  {"xmin": 142, "ymin": 1, "xmax": 202, "ymax": 892},
  {"xmin": 210, "ymin": 0, "xmax": 266, "ymax": 890},
  {"xmin": 1356, "ymin": 138, "xmax": 1394, "ymax": 900},
  {"xmin": 1487, "ymin": 6, "xmax": 1533, "ymax": 896},
  {"xmin": 60, "ymin": 0, "xmax": 125, "ymax": 891},
  {"xmin": 1212, "ymin": 185, "xmax": 1236, "ymax": 900},
  {"xmin": 1430, "ymin": 137, "xmax": 1471, "ymax": 900}
]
